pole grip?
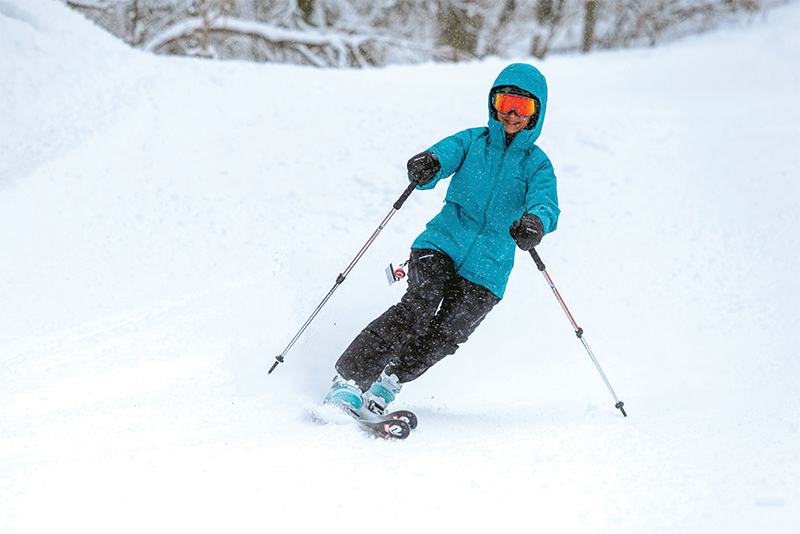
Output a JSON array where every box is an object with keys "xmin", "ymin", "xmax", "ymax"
[
  {"xmin": 529, "ymin": 248, "xmax": 546, "ymax": 271},
  {"xmin": 393, "ymin": 180, "xmax": 419, "ymax": 210}
]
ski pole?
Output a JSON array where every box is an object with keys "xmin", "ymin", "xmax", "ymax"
[
  {"xmin": 530, "ymin": 248, "xmax": 627, "ymax": 417},
  {"xmin": 269, "ymin": 180, "xmax": 420, "ymax": 375}
]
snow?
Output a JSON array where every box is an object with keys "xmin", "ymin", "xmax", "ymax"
[{"xmin": 1, "ymin": 0, "xmax": 799, "ymax": 532}]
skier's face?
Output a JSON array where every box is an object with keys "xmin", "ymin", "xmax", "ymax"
[{"xmin": 498, "ymin": 110, "xmax": 530, "ymax": 135}]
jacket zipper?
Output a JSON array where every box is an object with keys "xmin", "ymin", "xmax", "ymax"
[{"xmin": 456, "ymin": 143, "xmax": 506, "ymax": 273}]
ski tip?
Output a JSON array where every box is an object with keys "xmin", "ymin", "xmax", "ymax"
[
  {"xmin": 359, "ymin": 417, "xmax": 411, "ymax": 440},
  {"xmin": 374, "ymin": 419, "xmax": 412, "ymax": 440},
  {"xmin": 387, "ymin": 409, "xmax": 418, "ymax": 430},
  {"xmin": 315, "ymin": 401, "xmax": 416, "ymax": 439}
]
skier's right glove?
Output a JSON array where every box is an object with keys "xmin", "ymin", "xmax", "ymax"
[
  {"xmin": 509, "ymin": 213, "xmax": 544, "ymax": 251},
  {"xmin": 407, "ymin": 151, "xmax": 440, "ymax": 186}
]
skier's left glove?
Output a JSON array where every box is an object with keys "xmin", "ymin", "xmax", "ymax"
[
  {"xmin": 509, "ymin": 213, "xmax": 544, "ymax": 251},
  {"xmin": 407, "ymin": 151, "xmax": 440, "ymax": 186}
]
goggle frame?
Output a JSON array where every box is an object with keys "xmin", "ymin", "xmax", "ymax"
[{"xmin": 493, "ymin": 92, "xmax": 538, "ymax": 118}]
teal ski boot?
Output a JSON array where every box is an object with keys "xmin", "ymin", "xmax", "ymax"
[
  {"xmin": 323, "ymin": 374, "xmax": 364, "ymax": 415},
  {"xmin": 363, "ymin": 369, "xmax": 402, "ymax": 416}
]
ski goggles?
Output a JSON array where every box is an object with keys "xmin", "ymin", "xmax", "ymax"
[{"xmin": 493, "ymin": 92, "xmax": 537, "ymax": 117}]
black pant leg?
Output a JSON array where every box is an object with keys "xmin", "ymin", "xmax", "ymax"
[
  {"xmin": 390, "ymin": 273, "xmax": 500, "ymax": 383},
  {"xmin": 334, "ymin": 249, "xmax": 453, "ymax": 390}
]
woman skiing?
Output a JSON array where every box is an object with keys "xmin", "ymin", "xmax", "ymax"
[{"xmin": 325, "ymin": 63, "xmax": 560, "ymax": 417}]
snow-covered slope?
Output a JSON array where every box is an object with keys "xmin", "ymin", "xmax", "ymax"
[{"xmin": 1, "ymin": 1, "xmax": 798, "ymax": 532}]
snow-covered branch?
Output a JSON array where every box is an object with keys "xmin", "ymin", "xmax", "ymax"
[
  {"xmin": 65, "ymin": 0, "xmax": 125, "ymax": 8},
  {"xmin": 144, "ymin": 16, "xmax": 377, "ymax": 66}
]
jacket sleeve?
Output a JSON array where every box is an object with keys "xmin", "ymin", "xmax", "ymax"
[
  {"xmin": 412, "ymin": 128, "xmax": 482, "ymax": 190},
  {"xmin": 526, "ymin": 150, "xmax": 560, "ymax": 234}
]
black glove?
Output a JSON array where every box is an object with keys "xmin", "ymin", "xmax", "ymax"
[
  {"xmin": 509, "ymin": 213, "xmax": 544, "ymax": 251},
  {"xmin": 407, "ymin": 151, "xmax": 440, "ymax": 186}
]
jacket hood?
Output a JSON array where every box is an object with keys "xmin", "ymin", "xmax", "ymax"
[{"xmin": 489, "ymin": 63, "xmax": 548, "ymax": 144}]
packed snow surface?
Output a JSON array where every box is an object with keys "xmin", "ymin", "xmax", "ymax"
[{"xmin": 1, "ymin": 1, "xmax": 799, "ymax": 532}]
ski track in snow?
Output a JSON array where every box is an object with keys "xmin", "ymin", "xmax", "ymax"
[{"xmin": 1, "ymin": 1, "xmax": 799, "ymax": 532}]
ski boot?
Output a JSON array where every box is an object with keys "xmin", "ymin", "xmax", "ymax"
[
  {"xmin": 323, "ymin": 374, "xmax": 364, "ymax": 415},
  {"xmin": 362, "ymin": 369, "xmax": 402, "ymax": 416}
]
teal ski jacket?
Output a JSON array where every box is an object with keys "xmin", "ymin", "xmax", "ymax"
[{"xmin": 411, "ymin": 63, "xmax": 560, "ymax": 299}]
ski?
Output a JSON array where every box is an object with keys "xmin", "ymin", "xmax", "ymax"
[
  {"xmin": 312, "ymin": 403, "xmax": 417, "ymax": 440},
  {"xmin": 349, "ymin": 407, "xmax": 416, "ymax": 440},
  {"xmin": 357, "ymin": 416, "xmax": 411, "ymax": 440},
  {"xmin": 384, "ymin": 409, "xmax": 418, "ymax": 430}
]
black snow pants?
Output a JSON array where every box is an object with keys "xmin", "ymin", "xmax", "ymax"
[{"xmin": 335, "ymin": 248, "xmax": 501, "ymax": 391}]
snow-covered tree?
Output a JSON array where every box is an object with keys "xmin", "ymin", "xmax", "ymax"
[{"xmin": 64, "ymin": 0, "xmax": 779, "ymax": 66}]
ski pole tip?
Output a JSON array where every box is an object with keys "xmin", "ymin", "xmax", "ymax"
[
  {"xmin": 615, "ymin": 401, "xmax": 627, "ymax": 417},
  {"xmin": 268, "ymin": 355, "xmax": 284, "ymax": 375}
]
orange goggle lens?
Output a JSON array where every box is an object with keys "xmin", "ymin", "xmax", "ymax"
[{"xmin": 494, "ymin": 93, "xmax": 537, "ymax": 117}]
